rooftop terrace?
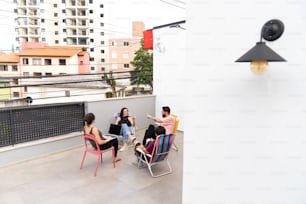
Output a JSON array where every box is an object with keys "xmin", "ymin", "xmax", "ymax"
[{"xmin": 0, "ymin": 128, "xmax": 183, "ymax": 204}]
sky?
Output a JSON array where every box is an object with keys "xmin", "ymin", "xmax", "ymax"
[{"xmin": 0, "ymin": 0, "xmax": 186, "ymax": 52}]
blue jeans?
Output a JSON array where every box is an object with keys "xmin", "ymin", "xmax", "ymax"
[{"xmin": 120, "ymin": 124, "xmax": 132, "ymax": 143}]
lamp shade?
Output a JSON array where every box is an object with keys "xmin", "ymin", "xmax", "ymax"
[{"xmin": 235, "ymin": 42, "xmax": 286, "ymax": 62}]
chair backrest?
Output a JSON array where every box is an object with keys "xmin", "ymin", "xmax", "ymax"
[
  {"xmin": 171, "ymin": 114, "xmax": 179, "ymax": 134},
  {"xmin": 150, "ymin": 134, "xmax": 174, "ymax": 164},
  {"xmin": 83, "ymin": 133, "xmax": 100, "ymax": 152}
]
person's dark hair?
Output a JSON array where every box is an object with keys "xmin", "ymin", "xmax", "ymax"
[
  {"xmin": 155, "ymin": 125, "xmax": 166, "ymax": 136},
  {"xmin": 120, "ymin": 107, "xmax": 128, "ymax": 118},
  {"xmin": 162, "ymin": 106, "xmax": 171, "ymax": 114},
  {"xmin": 84, "ymin": 112, "xmax": 95, "ymax": 125}
]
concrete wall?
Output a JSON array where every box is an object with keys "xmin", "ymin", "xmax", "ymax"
[
  {"xmin": 86, "ymin": 95, "xmax": 156, "ymax": 134},
  {"xmin": 153, "ymin": 24, "xmax": 186, "ymax": 130},
  {"xmin": 0, "ymin": 95, "xmax": 155, "ymax": 167},
  {"xmin": 183, "ymin": 1, "xmax": 306, "ymax": 203}
]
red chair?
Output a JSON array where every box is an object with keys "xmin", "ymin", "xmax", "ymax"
[{"xmin": 80, "ymin": 133, "xmax": 116, "ymax": 176}]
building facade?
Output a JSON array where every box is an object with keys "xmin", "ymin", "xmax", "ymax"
[
  {"xmin": 108, "ymin": 21, "xmax": 144, "ymax": 84},
  {"xmin": 0, "ymin": 53, "xmax": 21, "ymax": 99},
  {"xmin": 14, "ymin": 0, "xmax": 109, "ymax": 73}
]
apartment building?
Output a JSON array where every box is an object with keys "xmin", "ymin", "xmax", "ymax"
[
  {"xmin": 108, "ymin": 21, "xmax": 144, "ymax": 84},
  {"xmin": 0, "ymin": 53, "xmax": 22, "ymax": 99},
  {"xmin": 0, "ymin": 43, "xmax": 89, "ymax": 101},
  {"xmin": 14, "ymin": 0, "xmax": 109, "ymax": 73}
]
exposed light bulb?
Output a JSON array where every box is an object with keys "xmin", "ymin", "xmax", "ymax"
[{"xmin": 250, "ymin": 60, "xmax": 268, "ymax": 74}]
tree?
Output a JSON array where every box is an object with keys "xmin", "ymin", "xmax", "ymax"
[
  {"xmin": 104, "ymin": 71, "xmax": 117, "ymax": 97},
  {"xmin": 130, "ymin": 39, "xmax": 153, "ymax": 89}
]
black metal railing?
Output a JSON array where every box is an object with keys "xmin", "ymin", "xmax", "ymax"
[{"xmin": 0, "ymin": 102, "xmax": 85, "ymax": 147}]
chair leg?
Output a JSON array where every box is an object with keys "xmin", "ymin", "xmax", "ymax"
[
  {"xmin": 112, "ymin": 148, "xmax": 116, "ymax": 168},
  {"xmin": 94, "ymin": 154, "xmax": 101, "ymax": 176},
  {"xmin": 80, "ymin": 151, "xmax": 87, "ymax": 170}
]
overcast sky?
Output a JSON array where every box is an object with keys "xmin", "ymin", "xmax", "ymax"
[{"xmin": 0, "ymin": 0, "xmax": 186, "ymax": 52}]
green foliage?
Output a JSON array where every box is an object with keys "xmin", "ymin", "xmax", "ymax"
[
  {"xmin": 104, "ymin": 71, "xmax": 117, "ymax": 97},
  {"xmin": 130, "ymin": 39, "xmax": 153, "ymax": 88}
]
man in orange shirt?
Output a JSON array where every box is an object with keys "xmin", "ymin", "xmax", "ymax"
[{"xmin": 145, "ymin": 106, "xmax": 175, "ymax": 144}]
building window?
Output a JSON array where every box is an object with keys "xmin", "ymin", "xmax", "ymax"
[
  {"xmin": 100, "ymin": 23, "xmax": 104, "ymax": 27},
  {"xmin": 124, "ymin": 64, "xmax": 130, "ymax": 68},
  {"xmin": 45, "ymin": 72, "xmax": 52, "ymax": 76},
  {"xmin": 111, "ymin": 41, "xmax": 117, "ymax": 46},
  {"xmin": 90, "ymin": 29, "xmax": 93, "ymax": 33},
  {"xmin": 101, "ymin": 49, "xmax": 104, "ymax": 53},
  {"xmin": 89, "ymin": 10, "xmax": 93, "ymax": 14},
  {"xmin": 54, "ymin": 13, "xmax": 58, "ymax": 17},
  {"xmin": 62, "ymin": 0, "xmax": 65, "ymax": 3},
  {"xmin": 55, "ymin": 40, "xmax": 59, "ymax": 44},
  {"xmin": 123, "ymin": 41, "xmax": 129, "ymax": 46},
  {"xmin": 41, "ymin": 19, "xmax": 45, "ymax": 23},
  {"xmin": 22, "ymin": 58, "xmax": 29, "ymax": 65},
  {"xmin": 123, "ymin": 52, "xmax": 129, "ymax": 58},
  {"xmin": 13, "ymin": 78, "xmax": 18, "ymax": 85},
  {"xmin": 112, "ymin": 52, "xmax": 117, "ymax": 58},
  {"xmin": 100, "ymin": 14, "xmax": 104, "ymax": 17},
  {"xmin": 23, "ymin": 72, "xmax": 29, "ymax": 76},
  {"xmin": 89, "ymin": 57, "xmax": 94, "ymax": 61},
  {"xmin": 24, "ymin": 86, "xmax": 28, "ymax": 92},
  {"xmin": 33, "ymin": 72, "xmax": 42, "ymax": 77},
  {"xmin": 0, "ymin": 65, "xmax": 8, "ymax": 71},
  {"xmin": 89, "ymin": 0, "xmax": 92, "ymax": 3},
  {"xmin": 54, "ymin": 4, "xmax": 57, "ymax": 7},
  {"xmin": 13, "ymin": 92, "xmax": 20, "ymax": 97},
  {"xmin": 101, "ymin": 58, "xmax": 105, "ymax": 62},
  {"xmin": 42, "ymin": 28, "xmax": 45, "ymax": 32},
  {"xmin": 100, "ymin": 4, "xmax": 104, "ymax": 8},
  {"xmin": 44, "ymin": 59, "xmax": 52, "ymax": 65},
  {"xmin": 63, "ymin": 29, "xmax": 66, "ymax": 32},
  {"xmin": 90, "ymin": 39, "xmax": 94, "ymax": 43},
  {"xmin": 101, "ymin": 67, "xmax": 105, "ymax": 71},
  {"xmin": 100, "ymin": 32, "xmax": 104, "ymax": 36},
  {"xmin": 89, "ymin": 19, "xmax": 93, "ymax": 23},
  {"xmin": 32, "ymin": 58, "xmax": 42, "ymax": 65},
  {"xmin": 101, "ymin": 41, "xmax": 104, "ymax": 45},
  {"xmin": 62, "ymin": 9, "xmax": 65, "ymax": 13},
  {"xmin": 90, "ymin": 48, "xmax": 94, "ymax": 52},
  {"xmin": 80, "ymin": 61, "xmax": 83, "ymax": 65},
  {"xmin": 91, "ymin": 66, "xmax": 95, "ymax": 71},
  {"xmin": 63, "ymin": 19, "xmax": 66, "ymax": 23},
  {"xmin": 12, "ymin": 65, "xmax": 18, "ymax": 71},
  {"xmin": 59, "ymin": 59, "xmax": 66, "ymax": 65},
  {"xmin": 42, "ymin": 37, "xmax": 46, "ymax": 42},
  {"xmin": 54, "ymin": 22, "xmax": 58, "ymax": 26},
  {"xmin": 55, "ymin": 31, "xmax": 59, "ymax": 35}
]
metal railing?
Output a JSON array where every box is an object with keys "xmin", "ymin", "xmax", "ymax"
[{"xmin": 0, "ymin": 102, "xmax": 85, "ymax": 147}]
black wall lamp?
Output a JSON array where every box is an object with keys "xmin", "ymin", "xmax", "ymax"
[{"xmin": 236, "ymin": 19, "xmax": 286, "ymax": 74}]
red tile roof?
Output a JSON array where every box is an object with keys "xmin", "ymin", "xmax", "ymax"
[
  {"xmin": 17, "ymin": 46, "xmax": 83, "ymax": 57},
  {"xmin": 0, "ymin": 53, "xmax": 19, "ymax": 63}
]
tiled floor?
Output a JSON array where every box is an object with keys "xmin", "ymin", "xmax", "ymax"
[{"xmin": 0, "ymin": 129, "xmax": 183, "ymax": 204}]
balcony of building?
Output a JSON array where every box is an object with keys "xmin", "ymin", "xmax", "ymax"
[{"xmin": 0, "ymin": 95, "xmax": 183, "ymax": 204}]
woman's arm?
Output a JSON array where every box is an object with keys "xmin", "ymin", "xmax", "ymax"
[
  {"xmin": 128, "ymin": 116, "xmax": 135, "ymax": 126},
  {"xmin": 92, "ymin": 127, "xmax": 111, "ymax": 145},
  {"xmin": 115, "ymin": 116, "xmax": 121, "ymax": 125}
]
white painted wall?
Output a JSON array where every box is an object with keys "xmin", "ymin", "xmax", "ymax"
[
  {"xmin": 153, "ymin": 24, "xmax": 186, "ymax": 130},
  {"xmin": 183, "ymin": 1, "xmax": 306, "ymax": 203}
]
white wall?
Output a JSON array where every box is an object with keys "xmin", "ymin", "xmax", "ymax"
[
  {"xmin": 183, "ymin": 1, "xmax": 306, "ymax": 203},
  {"xmin": 153, "ymin": 24, "xmax": 186, "ymax": 130}
]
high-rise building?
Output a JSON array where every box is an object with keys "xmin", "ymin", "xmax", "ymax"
[{"xmin": 14, "ymin": 0, "xmax": 109, "ymax": 73}]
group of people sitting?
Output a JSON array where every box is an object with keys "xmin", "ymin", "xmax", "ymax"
[{"xmin": 83, "ymin": 106, "xmax": 176, "ymax": 162}]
